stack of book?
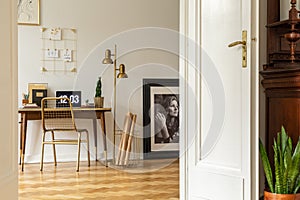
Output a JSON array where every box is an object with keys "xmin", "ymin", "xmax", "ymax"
[{"xmin": 23, "ymin": 103, "xmax": 39, "ymax": 108}]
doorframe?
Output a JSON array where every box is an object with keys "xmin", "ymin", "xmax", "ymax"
[
  {"xmin": 250, "ymin": 0, "xmax": 260, "ymax": 198},
  {"xmin": 179, "ymin": 1, "xmax": 187, "ymax": 199},
  {"xmin": 13, "ymin": 0, "xmax": 259, "ymax": 198},
  {"xmin": 0, "ymin": 0, "xmax": 19, "ymax": 199},
  {"xmin": 179, "ymin": 0, "xmax": 260, "ymax": 199}
]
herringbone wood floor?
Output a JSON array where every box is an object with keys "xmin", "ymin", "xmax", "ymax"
[{"xmin": 19, "ymin": 159, "xmax": 179, "ymax": 200}]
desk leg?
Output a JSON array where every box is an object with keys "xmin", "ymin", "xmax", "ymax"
[
  {"xmin": 92, "ymin": 119, "xmax": 97, "ymax": 161},
  {"xmin": 99, "ymin": 112, "xmax": 107, "ymax": 167},
  {"xmin": 21, "ymin": 113, "xmax": 27, "ymax": 172},
  {"xmin": 19, "ymin": 119, "xmax": 23, "ymax": 165}
]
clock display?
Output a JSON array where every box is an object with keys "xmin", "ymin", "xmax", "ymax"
[{"xmin": 56, "ymin": 91, "xmax": 81, "ymax": 107}]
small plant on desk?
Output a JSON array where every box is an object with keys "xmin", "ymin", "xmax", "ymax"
[
  {"xmin": 22, "ymin": 93, "xmax": 29, "ymax": 106},
  {"xmin": 94, "ymin": 77, "xmax": 104, "ymax": 108}
]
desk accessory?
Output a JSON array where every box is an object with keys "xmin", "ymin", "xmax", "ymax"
[
  {"xmin": 28, "ymin": 83, "xmax": 48, "ymax": 103},
  {"xmin": 23, "ymin": 103, "xmax": 39, "ymax": 108},
  {"xmin": 94, "ymin": 77, "xmax": 104, "ymax": 108},
  {"xmin": 56, "ymin": 91, "xmax": 81, "ymax": 107},
  {"xmin": 32, "ymin": 89, "xmax": 47, "ymax": 107},
  {"xmin": 22, "ymin": 93, "xmax": 29, "ymax": 105}
]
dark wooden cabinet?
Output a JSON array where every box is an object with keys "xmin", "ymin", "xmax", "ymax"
[
  {"xmin": 261, "ymin": 69, "xmax": 300, "ymax": 162},
  {"xmin": 261, "ymin": 0, "xmax": 300, "ymax": 159}
]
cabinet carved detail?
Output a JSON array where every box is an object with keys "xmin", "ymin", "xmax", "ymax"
[{"xmin": 266, "ymin": 0, "xmax": 300, "ymax": 67}]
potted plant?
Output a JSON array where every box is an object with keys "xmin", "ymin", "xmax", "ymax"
[
  {"xmin": 94, "ymin": 77, "xmax": 104, "ymax": 108},
  {"xmin": 260, "ymin": 126, "xmax": 300, "ymax": 200}
]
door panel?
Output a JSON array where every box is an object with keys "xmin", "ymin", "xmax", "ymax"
[
  {"xmin": 201, "ymin": 0, "xmax": 243, "ymax": 170},
  {"xmin": 200, "ymin": 0, "xmax": 250, "ymax": 193},
  {"xmin": 180, "ymin": 0, "xmax": 253, "ymax": 199},
  {"xmin": 190, "ymin": 172, "xmax": 243, "ymax": 199}
]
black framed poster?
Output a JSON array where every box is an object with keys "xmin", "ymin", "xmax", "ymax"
[{"xmin": 143, "ymin": 78, "xmax": 179, "ymax": 159}]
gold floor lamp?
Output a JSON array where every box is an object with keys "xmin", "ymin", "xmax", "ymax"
[{"xmin": 102, "ymin": 44, "xmax": 128, "ymax": 164}]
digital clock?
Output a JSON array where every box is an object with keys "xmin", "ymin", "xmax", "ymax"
[{"xmin": 55, "ymin": 91, "xmax": 81, "ymax": 107}]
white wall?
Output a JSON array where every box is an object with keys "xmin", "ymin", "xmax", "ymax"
[{"xmin": 18, "ymin": 0, "xmax": 179, "ymax": 163}]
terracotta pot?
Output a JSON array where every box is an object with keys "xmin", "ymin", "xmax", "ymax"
[
  {"xmin": 22, "ymin": 99, "xmax": 29, "ymax": 106},
  {"xmin": 94, "ymin": 97, "xmax": 104, "ymax": 108},
  {"xmin": 264, "ymin": 191, "xmax": 300, "ymax": 200}
]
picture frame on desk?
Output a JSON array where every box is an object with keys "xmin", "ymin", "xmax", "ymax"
[
  {"xmin": 32, "ymin": 89, "xmax": 47, "ymax": 107},
  {"xmin": 28, "ymin": 83, "xmax": 48, "ymax": 103}
]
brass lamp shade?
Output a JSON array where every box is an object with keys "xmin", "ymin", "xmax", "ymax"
[
  {"xmin": 117, "ymin": 64, "xmax": 128, "ymax": 78},
  {"xmin": 102, "ymin": 49, "xmax": 113, "ymax": 64}
]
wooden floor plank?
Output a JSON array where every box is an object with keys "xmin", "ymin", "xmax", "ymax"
[{"xmin": 19, "ymin": 159, "xmax": 179, "ymax": 200}]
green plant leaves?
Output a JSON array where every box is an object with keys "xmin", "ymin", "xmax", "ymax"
[
  {"xmin": 289, "ymin": 137, "xmax": 300, "ymax": 193},
  {"xmin": 273, "ymin": 138, "xmax": 283, "ymax": 193},
  {"xmin": 294, "ymin": 176, "xmax": 300, "ymax": 194},
  {"xmin": 259, "ymin": 126, "xmax": 300, "ymax": 194},
  {"xmin": 95, "ymin": 77, "xmax": 102, "ymax": 97},
  {"xmin": 259, "ymin": 138, "xmax": 274, "ymax": 193}
]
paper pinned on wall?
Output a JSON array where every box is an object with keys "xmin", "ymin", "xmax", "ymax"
[
  {"xmin": 46, "ymin": 49, "xmax": 59, "ymax": 58},
  {"xmin": 49, "ymin": 27, "xmax": 62, "ymax": 40},
  {"xmin": 63, "ymin": 49, "xmax": 72, "ymax": 62}
]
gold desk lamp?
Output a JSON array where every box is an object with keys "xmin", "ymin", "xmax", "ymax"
[{"xmin": 102, "ymin": 45, "xmax": 128, "ymax": 164}]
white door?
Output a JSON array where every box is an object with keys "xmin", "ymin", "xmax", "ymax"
[
  {"xmin": 0, "ymin": 0, "xmax": 18, "ymax": 199},
  {"xmin": 180, "ymin": 0, "xmax": 259, "ymax": 199}
]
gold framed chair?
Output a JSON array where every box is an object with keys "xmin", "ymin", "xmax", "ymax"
[{"xmin": 40, "ymin": 97, "xmax": 90, "ymax": 172}]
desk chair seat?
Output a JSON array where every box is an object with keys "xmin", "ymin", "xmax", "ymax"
[{"xmin": 40, "ymin": 97, "xmax": 90, "ymax": 172}]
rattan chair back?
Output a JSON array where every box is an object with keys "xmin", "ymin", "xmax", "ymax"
[{"xmin": 41, "ymin": 97, "xmax": 77, "ymax": 132}]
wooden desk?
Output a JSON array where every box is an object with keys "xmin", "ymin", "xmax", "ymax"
[{"xmin": 18, "ymin": 107, "xmax": 111, "ymax": 171}]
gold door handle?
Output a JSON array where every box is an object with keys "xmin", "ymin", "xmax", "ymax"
[
  {"xmin": 228, "ymin": 41, "xmax": 246, "ymax": 47},
  {"xmin": 228, "ymin": 30, "xmax": 247, "ymax": 68}
]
